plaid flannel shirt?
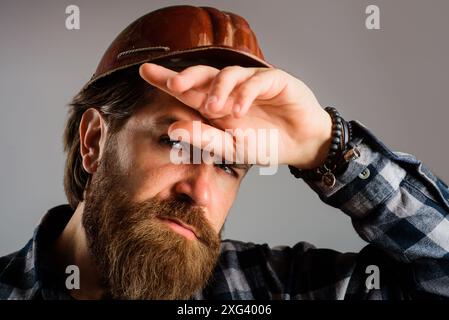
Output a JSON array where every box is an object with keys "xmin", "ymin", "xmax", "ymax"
[{"xmin": 1, "ymin": 121, "xmax": 449, "ymax": 300}]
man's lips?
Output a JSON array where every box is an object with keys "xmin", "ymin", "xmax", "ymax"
[{"xmin": 157, "ymin": 217, "xmax": 199, "ymax": 240}]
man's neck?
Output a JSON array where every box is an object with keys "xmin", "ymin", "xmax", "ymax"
[{"xmin": 52, "ymin": 202, "xmax": 104, "ymax": 299}]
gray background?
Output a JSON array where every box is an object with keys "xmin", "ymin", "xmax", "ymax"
[{"xmin": 1, "ymin": 0, "xmax": 448, "ymax": 256}]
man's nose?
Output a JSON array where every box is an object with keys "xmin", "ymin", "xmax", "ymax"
[{"xmin": 173, "ymin": 164, "xmax": 211, "ymax": 208}]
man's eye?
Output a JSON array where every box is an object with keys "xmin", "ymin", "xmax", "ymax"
[
  {"xmin": 160, "ymin": 136, "xmax": 238, "ymax": 177},
  {"xmin": 159, "ymin": 136, "xmax": 183, "ymax": 150},
  {"xmin": 215, "ymin": 163, "xmax": 237, "ymax": 177}
]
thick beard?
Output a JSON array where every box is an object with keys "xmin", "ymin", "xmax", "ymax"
[{"xmin": 82, "ymin": 136, "xmax": 221, "ymax": 299}]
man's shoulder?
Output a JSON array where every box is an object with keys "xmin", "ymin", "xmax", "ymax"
[
  {"xmin": 219, "ymin": 239, "xmax": 317, "ymax": 260},
  {"xmin": 0, "ymin": 240, "xmax": 38, "ymax": 300},
  {"xmin": 221, "ymin": 238, "xmax": 316, "ymax": 250},
  {"xmin": 203, "ymin": 239, "xmax": 321, "ymax": 299},
  {"xmin": 218, "ymin": 239, "xmax": 354, "ymax": 272}
]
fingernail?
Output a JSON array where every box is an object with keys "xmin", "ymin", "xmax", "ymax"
[
  {"xmin": 166, "ymin": 78, "xmax": 173, "ymax": 90},
  {"xmin": 233, "ymin": 103, "xmax": 241, "ymax": 115},
  {"xmin": 205, "ymin": 95, "xmax": 218, "ymax": 110}
]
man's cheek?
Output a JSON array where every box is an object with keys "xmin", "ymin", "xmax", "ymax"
[{"xmin": 129, "ymin": 165, "xmax": 180, "ymax": 203}]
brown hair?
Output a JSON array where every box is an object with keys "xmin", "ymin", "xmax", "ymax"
[{"xmin": 63, "ymin": 66, "xmax": 153, "ymax": 209}]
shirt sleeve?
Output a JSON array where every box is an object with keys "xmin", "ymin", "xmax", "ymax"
[{"xmin": 302, "ymin": 120, "xmax": 449, "ymax": 298}]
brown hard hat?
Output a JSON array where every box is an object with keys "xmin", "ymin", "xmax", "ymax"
[{"xmin": 83, "ymin": 5, "xmax": 272, "ymax": 90}]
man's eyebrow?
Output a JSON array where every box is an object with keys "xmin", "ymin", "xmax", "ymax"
[{"xmin": 153, "ymin": 115, "xmax": 180, "ymax": 129}]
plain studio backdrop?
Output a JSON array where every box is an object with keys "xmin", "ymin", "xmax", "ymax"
[{"xmin": 1, "ymin": 0, "xmax": 448, "ymax": 256}]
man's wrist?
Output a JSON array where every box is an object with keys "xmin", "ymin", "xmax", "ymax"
[
  {"xmin": 290, "ymin": 109, "xmax": 333, "ymax": 170},
  {"xmin": 289, "ymin": 107, "xmax": 357, "ymax": 186}
]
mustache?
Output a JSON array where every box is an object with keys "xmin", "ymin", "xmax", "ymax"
[{"xmin": 119, "ymin": 196, "xmax": 219, "ymax": 248}]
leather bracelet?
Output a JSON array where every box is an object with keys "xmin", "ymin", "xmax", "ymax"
[{"xmin": 288, "ymin": 107, "xmax": 359, "ymax": 187}]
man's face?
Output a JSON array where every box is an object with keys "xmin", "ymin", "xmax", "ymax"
[
  {"xmin": 115, "ymin": 89, "xmax": 248, "ymax": 233},
  {"xmin": 82, "ymin": 89, "xmax": 248, "ymax": 299}
]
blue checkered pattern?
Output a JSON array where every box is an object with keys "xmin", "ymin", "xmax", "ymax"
[{"xmin": 1, "ymin": 121, "xmax": 449, "ymax": 300}]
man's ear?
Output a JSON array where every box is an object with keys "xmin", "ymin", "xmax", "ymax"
[{"xmin": 79, "ymin": 108, "xmax": 108, "ymax": 174}]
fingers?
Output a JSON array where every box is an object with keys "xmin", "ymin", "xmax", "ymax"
[
  {"xmin": 205, "ymin": 67, "xmax": 282, "ymax": 119},
  {"xmin": 233, "ymin": 69, "xmax": 284, "ymax": 118},
  {"xmin": 167, "ymin": 65, "xmax": 220, "ymax": 94},
  {"xmin": 139, "ymin": 63, "xmax": 219, "ymax": 111},
  {"xmin": 140, "ymin": 63, "xmax": 279, "ymax": 120},
  {"xmin": 204, "ymin": 66, "xmax": 256, "ymax": 114},
  {"xmin": 168, "ymin": 120, "xmax": 235, "ymax": 163},
  {"xmin": 139, "ymin": 63, "xmax": 177, "ymax": 90}
]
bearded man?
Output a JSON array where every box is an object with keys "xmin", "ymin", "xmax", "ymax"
[{"xmin": 1, "ymin": 5, "xmax": 449, "ymax": 300}]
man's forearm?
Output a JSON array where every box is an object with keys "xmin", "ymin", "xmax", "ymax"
[{"xmin": 304, "ymin": 120, "xmax": 449, "ymax": 297}]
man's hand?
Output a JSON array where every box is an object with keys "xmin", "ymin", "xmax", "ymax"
[{"xmin": 139, "ymin": 63, "xmax": 332, "ymax": 169}]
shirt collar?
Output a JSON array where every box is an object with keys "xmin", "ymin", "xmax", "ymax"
[{"xmin": 32, "ymin": 204, "xmax": 75, "ymax": 299}]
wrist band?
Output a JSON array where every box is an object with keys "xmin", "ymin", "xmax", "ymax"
[{"xmin": 288, "ymin": 107, "xmax": 360, "ymax": 187}]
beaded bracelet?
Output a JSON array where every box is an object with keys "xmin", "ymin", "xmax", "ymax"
[{"xmin": 288, "ymin": 107, "xmax": 360, "ymax": 187}]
